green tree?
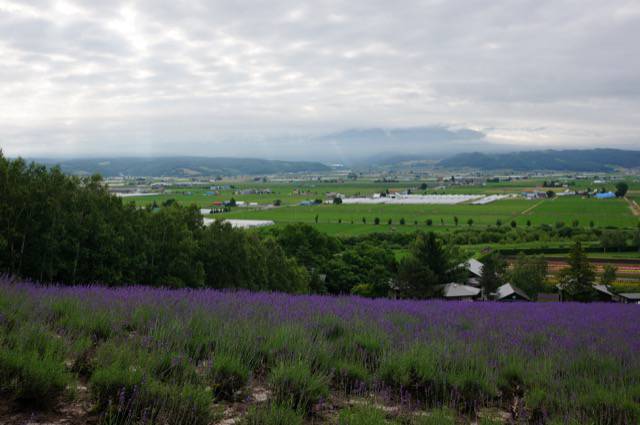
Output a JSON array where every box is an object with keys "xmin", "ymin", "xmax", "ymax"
[
  {"xmin": 467, "ymin": 218, "xmax": 474, "ymax": 227},
  {"xmin": 397, "ymin": 232, "xmax": 465, "ymax": 299},
  {"xmin": 599, "ymin": 230, "xmax": 627, "ymax": 252},
  {"xmin": 600, "ymin": 264, "xmax": 617, "ymax": 287},
  {"xmin": 326, "ymin": 242, "xmax": 396, "ymax": 296},
  {"xmin": 453, "ymin": 216, "xmax": 459, "ymax": 226},
  {"xmin": 479, "ymin": 252, "xmax": 507, "ymax": 296},
  {"xmin": 333, "ymin": 197, "xmax": 343, "ymax": 205},
  {"xmin": 557, "ymin": 241, "xmax": 596, "ymax": 301},
  {"xmin": 615, "ymin": 181, "xmax": 629, "ymax": 198},
  {"xmin": 508, "ymin": 253, "xmax": 547, "ymax": 300}
]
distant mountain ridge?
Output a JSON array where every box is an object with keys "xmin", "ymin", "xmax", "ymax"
[
  {"xmin": 35, "ymin": 157, "xmax": 331, "ymax": 177},
  {"xmin": 438, "ymin": 149, "xmax": 640, "ymax": 172}
]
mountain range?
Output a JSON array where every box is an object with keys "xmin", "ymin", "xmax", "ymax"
[
  {"xmin": 438, "ymin": 149, "xmax": 640, "ymax": 172},
  {"xmin": 35, "ymin": 157, "xmax": 331, "ymax": 177}
]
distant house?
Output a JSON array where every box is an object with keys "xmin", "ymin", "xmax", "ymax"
[
  {"xmin": 438, "ymin": 283, "xmax": 481, "ymax": 301},
  {"xmin": 461, "ymin": 258, "xmax": 483, "ymax": 286},
  {"xmin": 592, "ymin": 285, "xmax": 624, "ymax": 302},
  {"xmin": 560, "ymin": 284, "xmax": 639, "ymax": 303},
  {"xmin": 618, "ymin": 293, "xmax": 640, "ymax": 304},
  {"xmin": 493, "ymin": 283, "xmax": 531, "ymax": 301}
]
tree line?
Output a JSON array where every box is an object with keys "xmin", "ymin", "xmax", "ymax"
[
  {"xmin": 0, "ymin": 154, "xmax": 307, "ymax": 291},
  {"xmin": 0, "ymin": 153, "xmax": 632, "ymax": 300}
]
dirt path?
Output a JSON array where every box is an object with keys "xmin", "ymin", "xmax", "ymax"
[
  {"xmin": 520, "ymin": 200, "xmax": 545, "ymax": 215},
  {"xmin": 625, "ymin": 196, "xmax": 640, "ymax": 217}
]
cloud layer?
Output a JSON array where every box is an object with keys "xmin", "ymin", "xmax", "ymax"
[{"xmin": 1, "ymin": 0, "xmax": 639, "ymax": 158}]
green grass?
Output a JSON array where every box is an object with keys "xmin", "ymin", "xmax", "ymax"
[
  {"xmin": 124, "ymin": 179, "xmax": 639, "ymax": 236},
  {"xmin": 216, "ymin": 197, "xmax": 637, "ymax": 236}
]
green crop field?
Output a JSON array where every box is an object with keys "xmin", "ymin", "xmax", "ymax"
[
  {"xmin": 125, "ymin": 179, "xmax": 640, "ymax": 236},
  {"xmin": 217, "ymin": 197, "xmax": 637, "ymax": 235}
]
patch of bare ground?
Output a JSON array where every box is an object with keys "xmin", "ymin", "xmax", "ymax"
[
  {"xmin": 212, "ymin": 384, "xmax": 271, "ymax": 425},
  {"xmin": 626, "ymin": 196, "xmax": 640, "ymax": 216}
]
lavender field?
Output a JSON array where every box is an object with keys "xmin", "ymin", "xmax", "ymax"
[{"xmin": 0, "ymin": 277, "xmax": 639, "ymax": 425}]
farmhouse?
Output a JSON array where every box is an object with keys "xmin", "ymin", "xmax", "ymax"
[
  {"xmin": 493, "ymin": 283, "xmax": 531, "ymax": 301},
  {"xmin": 592, "ymin": 285, "xmax": 625, "ymax": 302},
  {"xmin": 461, "ymin": 258, "xmax": 483, "ymax": 286},
  {"xmin": 618, "ymin": 293, "xmax": 640, "ymax": 304},
  {"xmin": 559, "ymin": 284, "xmax": 640, "ymax": 303},
  {"xmin": 438, "ymin": 283, "xmax": 481, "ymax": 301}
]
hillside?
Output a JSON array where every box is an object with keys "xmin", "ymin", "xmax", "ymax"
[
  {"xmin": 34, "ymin": 156, "xmax": 331, "ymax": 177},
  {"xmin": 438, "ymin": 149, "xmax": 640, "ymax": 171}
]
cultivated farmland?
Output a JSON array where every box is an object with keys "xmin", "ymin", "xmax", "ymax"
[
  {"xmin": 126, "ymin": 181, "xmax": 640, "ymax": 236},
  {"xmin": 1, "ymin": 278, "xmax": 639, "ymax": 424}
]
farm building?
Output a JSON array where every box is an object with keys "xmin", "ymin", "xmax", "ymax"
[
  {"xmin": 202, "ymin": 219, "xmax": 275, "ymax": 229},
  {"xmin": 594, "ymin": 191, "xmax": 616, "ymax": 199},
  {"xmin": 461, "ymin": 258, "xmax": 483, "ymax": 286},
  {"xmin": 438, "ymin": 283, "xmax": 481, "ymax": 301},
  {"xmin": 493, "ymin": 283, "xmax": 531, "ymax": 301},
  {"xmin": 592, "ymin": 285, "xmax": 625, "ymax": 302},
  {"xmin": 559, "ymin": 284, "xmax": 640, "ymax": 303},
  {"xmin": 618, "ymin": 293, "xmax": 640, "ymax": 304}
]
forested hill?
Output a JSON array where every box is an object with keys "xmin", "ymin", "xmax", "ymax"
[
  {"xmin": 438, "ymin": 149, "xmax": 640, "ymax": 172},
  {"xmin": 34, "ymin": 156, "xmax": 331, "ymax": 177}
]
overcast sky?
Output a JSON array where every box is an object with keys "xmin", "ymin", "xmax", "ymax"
[{"xmin": 1, "ymin": 0, "xmax": 639, "ymax": 159}]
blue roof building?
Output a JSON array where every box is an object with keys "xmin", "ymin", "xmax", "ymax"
[{"xmin": 594, "ymin": 191, "xmax": 616, "ymax": 199}]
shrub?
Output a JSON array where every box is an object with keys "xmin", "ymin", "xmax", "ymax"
[
  {"xmin": 99, "ymin": 381, "xmax": 212, "ymax": 425},
  {"xmin": 448, "ymin": 369, "xmax": 496, "ymax": 413},
  {"xmin": 241, "ymin": 404, "xmax": 304, "ymax": 425},
  {"xmin": 259, "ymin": 325, "xmax": 310, "ymax": 366},
  {"xmin": 209, "ymin": 353, "xmax": 250, "ymax": 401},
  {"xmin": 269, "ymin": 361, "xmax": 329, "ymax": 414},
  {"xmin": 151, "ymin": 351, "xmax": 197, "ymax": 384},
  {"xmin": 379, "ymin": 344, "xmax": 449, "ymax": 404},
  {"xmin": 338, "ymin": 405, "xmax": 389, "ymax": 425},
  {"xmin": 342, "ymin": 332, "xmax": 386, "ymax": 369},
  {"xmin": 315, "ymin": 315, "xmax": 346, "ymax": 341},
  {"xmin": 0, "ymin": 346, "xmax": 70, "ymax": 407},
  {"xmin": 90, "ymin": 363, "xmax": 145, "ymax": 407},
  {"xmin": 332, "ymin": 360, "xmax": 370, "ymax": 392},
  {"xmin": 574, "ymin": 385, "xmax": 640, "ymax": 425},
  {"xmin": 498, "ymin": 361, "xmax": 527, "ymax": 400}
]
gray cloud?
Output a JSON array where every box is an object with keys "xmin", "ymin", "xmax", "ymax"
[{"xmin": 0, "ymin": 0, "xmax": 639, "ymax": 159}]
